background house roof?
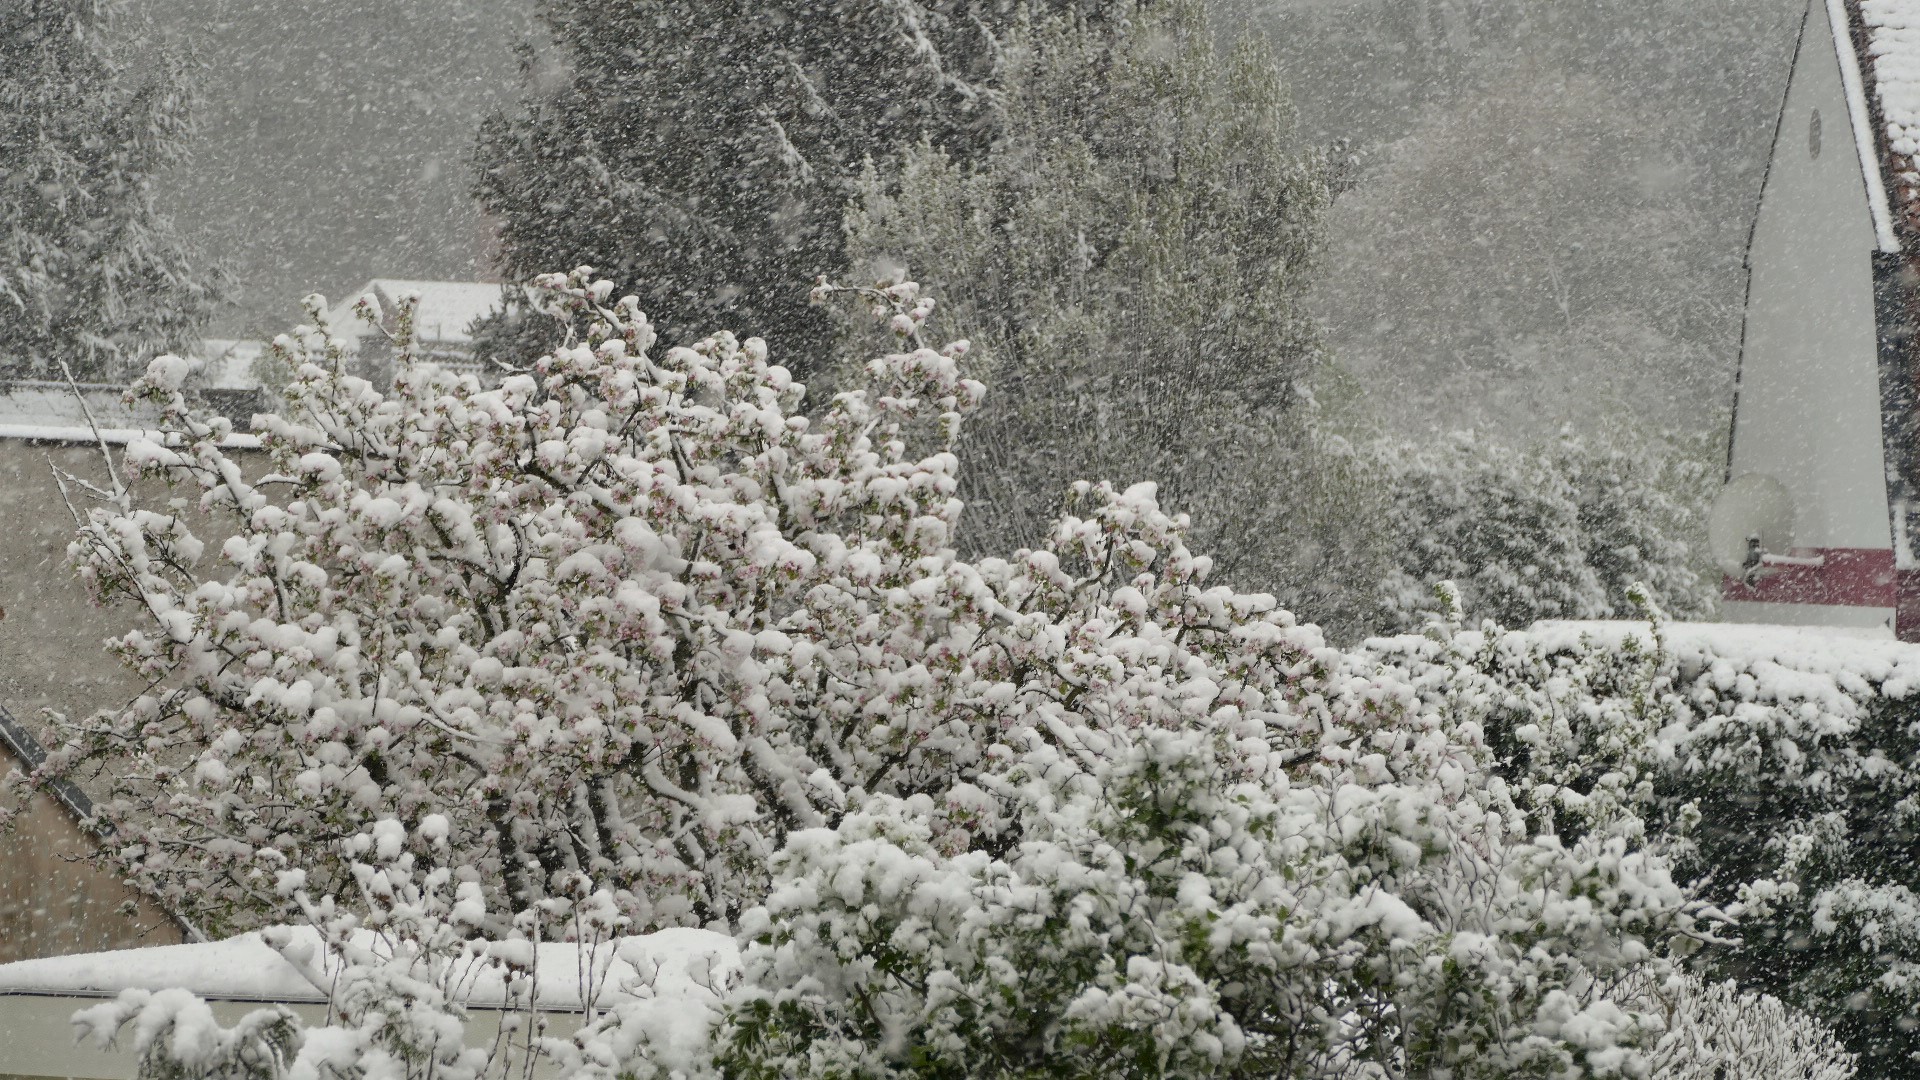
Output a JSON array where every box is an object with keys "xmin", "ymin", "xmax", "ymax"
[
  {"xmin": 1859, "ymin": 0, "xmax": 1920, "ymax": 243},
  {"xmin": 324, "ymin": 280, "xmax": 511, "ymax": 346}
]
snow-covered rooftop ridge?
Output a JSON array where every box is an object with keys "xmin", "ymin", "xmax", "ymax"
[
  {"xmin": 0, "ymin": 700, "xmax": 92, "ymax": 823},
  {"xmin": 1862, "ymin": 2, "xmax": 1920, "ymax": 141},
  {"xmin": 0, "ymin": 926, "xmax": 738, "ymax": 1012},
  {"xmin": 0, "ymin": 381, "xmax": 161, "ymax": 444},
  {"xmin": 1856, "ymin": 0, "xmax": 1920, "ymax": 244},
  {"xmin": 1837, "ymin": 0, "xmax": 1902, "ymax": 250},
  {"xmin": 325, "ymin": 280, "xmax": 512, "ymax": 345}
]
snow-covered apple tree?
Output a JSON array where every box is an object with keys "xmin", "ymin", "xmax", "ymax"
[
  {"xmin": 23, "ymin": 267, "xmax": 1009, "ymax": 938},
  {"xmin": 13, "ymin": 270, "xmax": 1861, "ymax": 1079}
]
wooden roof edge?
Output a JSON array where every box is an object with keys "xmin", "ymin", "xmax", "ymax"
[
  {"xmin": 0, "ymin": 700, "xmax": 208, "ymax": 945},
  {"xmin": 0, "ymin": 701, "xmax": 93, "ymax": 824}
]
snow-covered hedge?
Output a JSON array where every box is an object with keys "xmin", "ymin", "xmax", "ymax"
[
  {"xmin": 1365, "ymin": 618, "xmax": 1920, "ymax": 1078},
  {"xmin": 10, "ymin": 273, "xmax": 1861, "ymax": 1079}
]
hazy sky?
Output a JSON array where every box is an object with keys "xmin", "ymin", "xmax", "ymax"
[{"xmin": 1259, "ymin": 0, "xmax": 1806, "ymax": 435}]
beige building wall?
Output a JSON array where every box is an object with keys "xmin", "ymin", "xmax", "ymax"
[
  {"xmin": 0, "ymin": 740, "xmax": 185, "ymax": 963},
  {"xmin": 1, "ymin": 435, "xmax": 184, "ymax": 961},
  {"xmin": 0, "ymin": 439, "xmax": 145, "ymax": 725}
]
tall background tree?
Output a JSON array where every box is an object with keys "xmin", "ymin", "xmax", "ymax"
[
  {"xmin": 473, "ymin": 0, "xmax": 1139, "ymax": 370},
  {"xmin": 839, "ymin": 0, "xmax": 1333, "ymax": 590},
  {"xmin": 0, "ymin": 0, "xmax": 223, "ymax": 382}
]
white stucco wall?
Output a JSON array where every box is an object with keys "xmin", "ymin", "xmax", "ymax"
[{"xmin": 1732, "ymin": 0, "xmax": 1892, "ymax": 556}]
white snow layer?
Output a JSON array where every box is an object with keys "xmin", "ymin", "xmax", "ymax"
[
  {"xmin": 1535, "ymin": 619, "xmax": 1920, "ymax": 700},
  {"xmin": 0, "ymin": 927, "xmax": 739, "ymax": 1011},
  {"xmin": 1860, "ymin": 0, "xmax": 1920, "ymax": 240},
  {"xmin": 1839, "ymin": 0, "xmax": 1903, "ymax": 250},
  {"xmin": 1865, "ymin": 1, "xmax": 1920, "ymax": 159}
]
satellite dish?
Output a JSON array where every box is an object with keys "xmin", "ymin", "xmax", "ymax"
[{"xmin": 1708, "ymin": 473, "xmax": 1797, "ymax": 582}]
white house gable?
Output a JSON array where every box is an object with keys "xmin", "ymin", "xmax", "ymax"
[{"xmin": 1734, "ymin": 0, "xmax": 1893, "ymax": 564}]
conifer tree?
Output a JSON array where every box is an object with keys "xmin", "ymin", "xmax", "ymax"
[
  {"xmin": 471, "ymin": 0, "xmax": 1135, "ymax": 372},
  {"xmin": 0, "ymin": 0, "xmax": 222, "ymax": 382},
  {"xmin": 838, "ymin": 0, "xmax": 1332, "ymax": 579}
]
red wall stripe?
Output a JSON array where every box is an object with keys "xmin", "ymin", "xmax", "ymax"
[{"xmin": 1720, "ymin": 547, "xmax": 1900, "ymax": 607}]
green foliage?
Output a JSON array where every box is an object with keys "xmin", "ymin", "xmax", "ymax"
[
  {"xmin": 0, "ymin": 0, "xmax": 223, "ymax": 380},
  {"xmin": 836, "ymin": 0, "xmax": 1332, "ymax": 578}
]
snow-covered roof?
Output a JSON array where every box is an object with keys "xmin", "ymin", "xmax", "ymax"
[
  {"xmin": 325, "ymin": 280, "xmax": 509, "ymax": 346},
  {"xmin": 0, "ymin": 381, "xmax": 162, "ymax": 444},
  {"xmin": 187, "ymin": 339, "xmax": 268, "ymax": 391},
  {"xmin": 0, "ymin": 926, "xmax": 737, "ymax": 1012},
  {"xmin": 1856, "ymin": 0, "xmax": 1920, "ymax": 245}
]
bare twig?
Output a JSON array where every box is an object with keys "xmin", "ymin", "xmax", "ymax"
[{"xmin": 56, "ymin": 360, "xmax": 128, "ymax": 503}]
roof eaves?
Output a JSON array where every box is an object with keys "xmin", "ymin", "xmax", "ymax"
[
  {"xmin": 0, "ymin": 698, "xmax": 208, "ymax": 944},
  {"xmin": 0, "ymin": 702, "xmax": 93, "ymax": 824},
  {"xmin": 1837, "ymin": 0, "xmax": 1903, "ymax": 251}
]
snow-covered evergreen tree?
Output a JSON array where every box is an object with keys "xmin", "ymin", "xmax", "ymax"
[
  {"xmin": 471, "ymin": 0, "xmax": 1134, "ymax": 372},
  {"xmin": 837, "ymin": 0, "xmax": 1331, "ymax": 584},
  {"xmin": 0, "ymin": 0, "xmax": 222, "ymax": 381}
]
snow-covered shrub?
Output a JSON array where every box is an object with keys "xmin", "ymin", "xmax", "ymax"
[
  {"xmin": 526, "ymin": 517, "xmax": 1719, "ymax": 1080},
  {"xmin": 1370, "ymin": 430, "xmax": 1714, "ymax": 633},
  {"xmin": 697, "ymin": 565, "xmax": 1720, "ymax": 1078},
  {"xmin": 1554, "ymin": 433, "xmax": 1717, "ymax": 624},
  {"xmin": 1375, "ymin": 431, "xmax": 1604, "ymax": 629},
  {"xmin": 717, "ymin": 710, "xmax": 1688, "ymax": 1079},
  {"xmin": 1611, "ymin": 971, "xmax": 1856, "ymax": 1080},
  {"xmin": 1375, "ymin": 619, "xmax": 1920, "ymax": 1078}
]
